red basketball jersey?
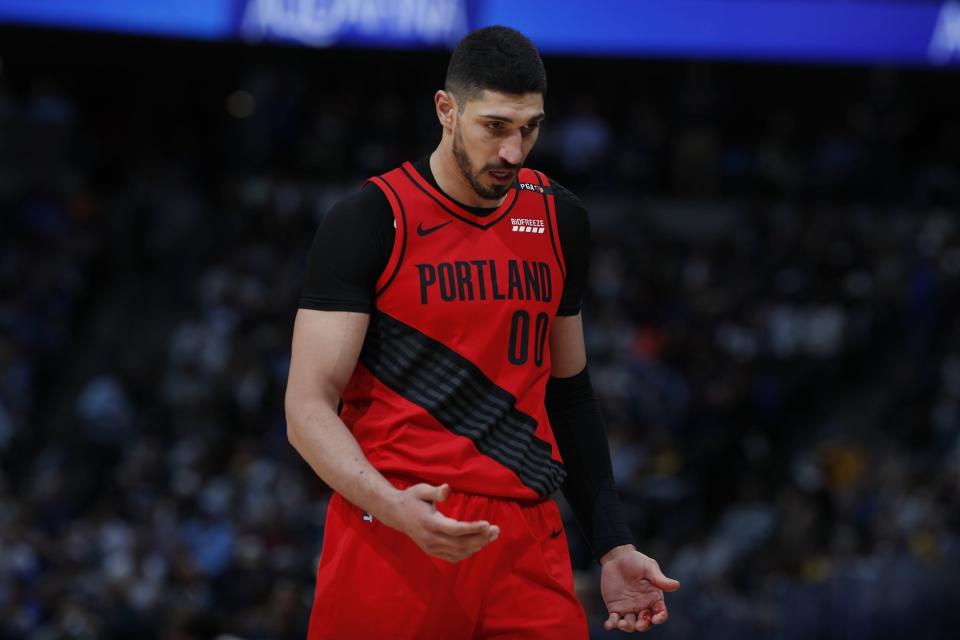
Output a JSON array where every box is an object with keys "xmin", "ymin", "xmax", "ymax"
[{"xmin": 339, "ymin": 162, "xmax": 569, "ymax": 500}]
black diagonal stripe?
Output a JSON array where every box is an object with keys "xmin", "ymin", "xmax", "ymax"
[
  {"xmin": 365, "ymin": 339, "xmax": 557, "ymax": 477},
  {"xmin": 375, "ymin": 324, "xmax": 537, "ymax": 454},
  {"xmin": 362, "ymin": 321, "xmax": 563, "ymax": 485},
  {"xmin": 359, "ymin": 312, "xmax": 566, "ymax": 496},
  {"xmin": 370, "ymin": 321, "xmax": 561, "ymax": 478}
]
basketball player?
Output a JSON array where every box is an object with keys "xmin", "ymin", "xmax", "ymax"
[{"xmin": 286, "ymin": 26, "xmax": 679, "ymax": 639}]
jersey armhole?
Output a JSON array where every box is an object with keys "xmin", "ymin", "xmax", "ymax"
[
  {"xmin": 368, "ymin": 172, "xmax": 408, "ymax": 297},
  {"xmin": 531, "ymin": 170, "xmax": 567, "ymax": 281}
]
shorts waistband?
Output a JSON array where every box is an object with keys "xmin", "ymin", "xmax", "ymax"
[{"xmin": 382, "ymin": 473, "xmax": 548, "ymax": 505}]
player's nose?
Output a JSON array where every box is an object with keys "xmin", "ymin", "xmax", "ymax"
[{"xmin": 498, "ymin": 132, "xmax": 523, "ymax": 166}]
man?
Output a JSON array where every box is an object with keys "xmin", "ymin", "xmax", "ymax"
[{"xmin": 286, "ymin": 26, "xmax": 679, "ymax": 639}]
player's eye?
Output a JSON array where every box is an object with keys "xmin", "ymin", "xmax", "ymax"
[
  {"xmin": 486, "ymin": 121, "xmax": 504, "ymax": 131},
  {"xmin": 521, "ymin": 123, "xmax": 540, "ymax": 135}
]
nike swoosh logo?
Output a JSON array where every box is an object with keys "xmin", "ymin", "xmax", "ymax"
[
  {"xmin": 550, "ymin": 528, "xmax": 563, "ymax": 539},
  {"xmin": 417, "ymin": 221, "xmax": 452, "ymax": 237}
]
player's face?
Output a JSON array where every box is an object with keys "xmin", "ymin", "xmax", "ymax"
[{"xmin": 453, "ymin": 90, "xmax": 544, "ymax": 200}]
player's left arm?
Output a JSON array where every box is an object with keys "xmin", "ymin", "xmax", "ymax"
[
  {"xmin": 545, "ymin": 180, "xmax": 678, "ymax": 633},
  {"xmin": 547, "ymin": 317, "xmax": 680, "ymax": 633}
]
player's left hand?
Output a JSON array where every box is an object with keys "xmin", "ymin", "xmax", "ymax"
[{"xmin": 599, "ymin": 545, "xmax": 679, "ymax": 633}]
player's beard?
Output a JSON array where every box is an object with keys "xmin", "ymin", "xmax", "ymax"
[{"xmin": 452, "ymin": 124, "xmax": 517, "ymax": 201}]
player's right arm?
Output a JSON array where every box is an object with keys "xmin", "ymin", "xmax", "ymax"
[
  {"xmin": 285, "ymin": 308, "xmax": 394, "ymax": 525},
  {"xmin": 286, "ymin": 185, "xmax": 499, "ymax": 562}
]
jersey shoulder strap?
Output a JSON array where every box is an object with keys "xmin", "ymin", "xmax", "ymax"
[
  {"xmin": 524, "ymin": 169, "xmax": 566, "ymax": 279},
  {"xmin": 365, "ymin": 167, "xmax": 409, "ymax": 296}
]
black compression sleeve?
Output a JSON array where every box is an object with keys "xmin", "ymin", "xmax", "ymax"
[{"xmin": 546, "ymin": 367, "xmax": 634, "ymax": 562}]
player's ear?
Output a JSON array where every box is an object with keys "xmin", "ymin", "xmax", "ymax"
[{"xmin": 435, "ymin": 90, "xmax": 456, "ymax": 132}]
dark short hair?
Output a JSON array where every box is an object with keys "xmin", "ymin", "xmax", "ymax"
[{"xmin": 445, "ymin": 26, "xmax": 547, "ymax": 104}]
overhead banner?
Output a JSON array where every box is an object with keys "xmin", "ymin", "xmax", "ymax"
[
  {"xmin": 0, "ymin": 0, "xmax": 957, "ymax": 67},
  {"xmin": 474, "ymin": 0, "xmax": 960, "ymax": 67},
  {"xmin": 238, "ymin": 0, "xmax": 469, "ymax": 48},
  {"xmin": 0, "ymin": 0, "xmax": 234, "ymax": 39}
]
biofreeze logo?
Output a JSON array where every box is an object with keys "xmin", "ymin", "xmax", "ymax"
[{"xmin": 511, "ymin": 218, "xmax": 545, "ymax": 234}]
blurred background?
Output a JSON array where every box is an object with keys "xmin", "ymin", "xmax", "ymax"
[{"xmin": 1, "ymin": 1, "xmax": 959, "ymax": 638}]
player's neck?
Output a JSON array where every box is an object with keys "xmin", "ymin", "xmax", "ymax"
[{"xmin": 429, "ymin": 147, "xmax": 506, "ymax": 209}]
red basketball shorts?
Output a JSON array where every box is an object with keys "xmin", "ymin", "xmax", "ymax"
[{"xmin": 307, "ymin": 482, "xmax": 588, "ymax": 639}]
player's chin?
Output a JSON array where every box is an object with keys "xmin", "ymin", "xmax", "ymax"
[{"xmin": 482, "ymin": 180, "xmax": 512, "ymax": 198}]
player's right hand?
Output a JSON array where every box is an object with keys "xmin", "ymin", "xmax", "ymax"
[{"xmin": 381, "ymin": 483, "xmax": 499, "ymax": 563}]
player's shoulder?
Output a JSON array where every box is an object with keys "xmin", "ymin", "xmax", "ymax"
[
  {"xmin": 533, "ymin": 172, "xmax": 589, "ymax": 226},
  {"xmin": 328, "ymin": 181, "xmax": 391, "ymax": 215},
  {"xmin": 322, "ymin": 181, "xmax": 394, "ymax": 230}
]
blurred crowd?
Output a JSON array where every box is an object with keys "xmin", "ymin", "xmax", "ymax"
[{"xmin": 0, "ymin": 36, "xmax": 958, "ymax": 639}]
